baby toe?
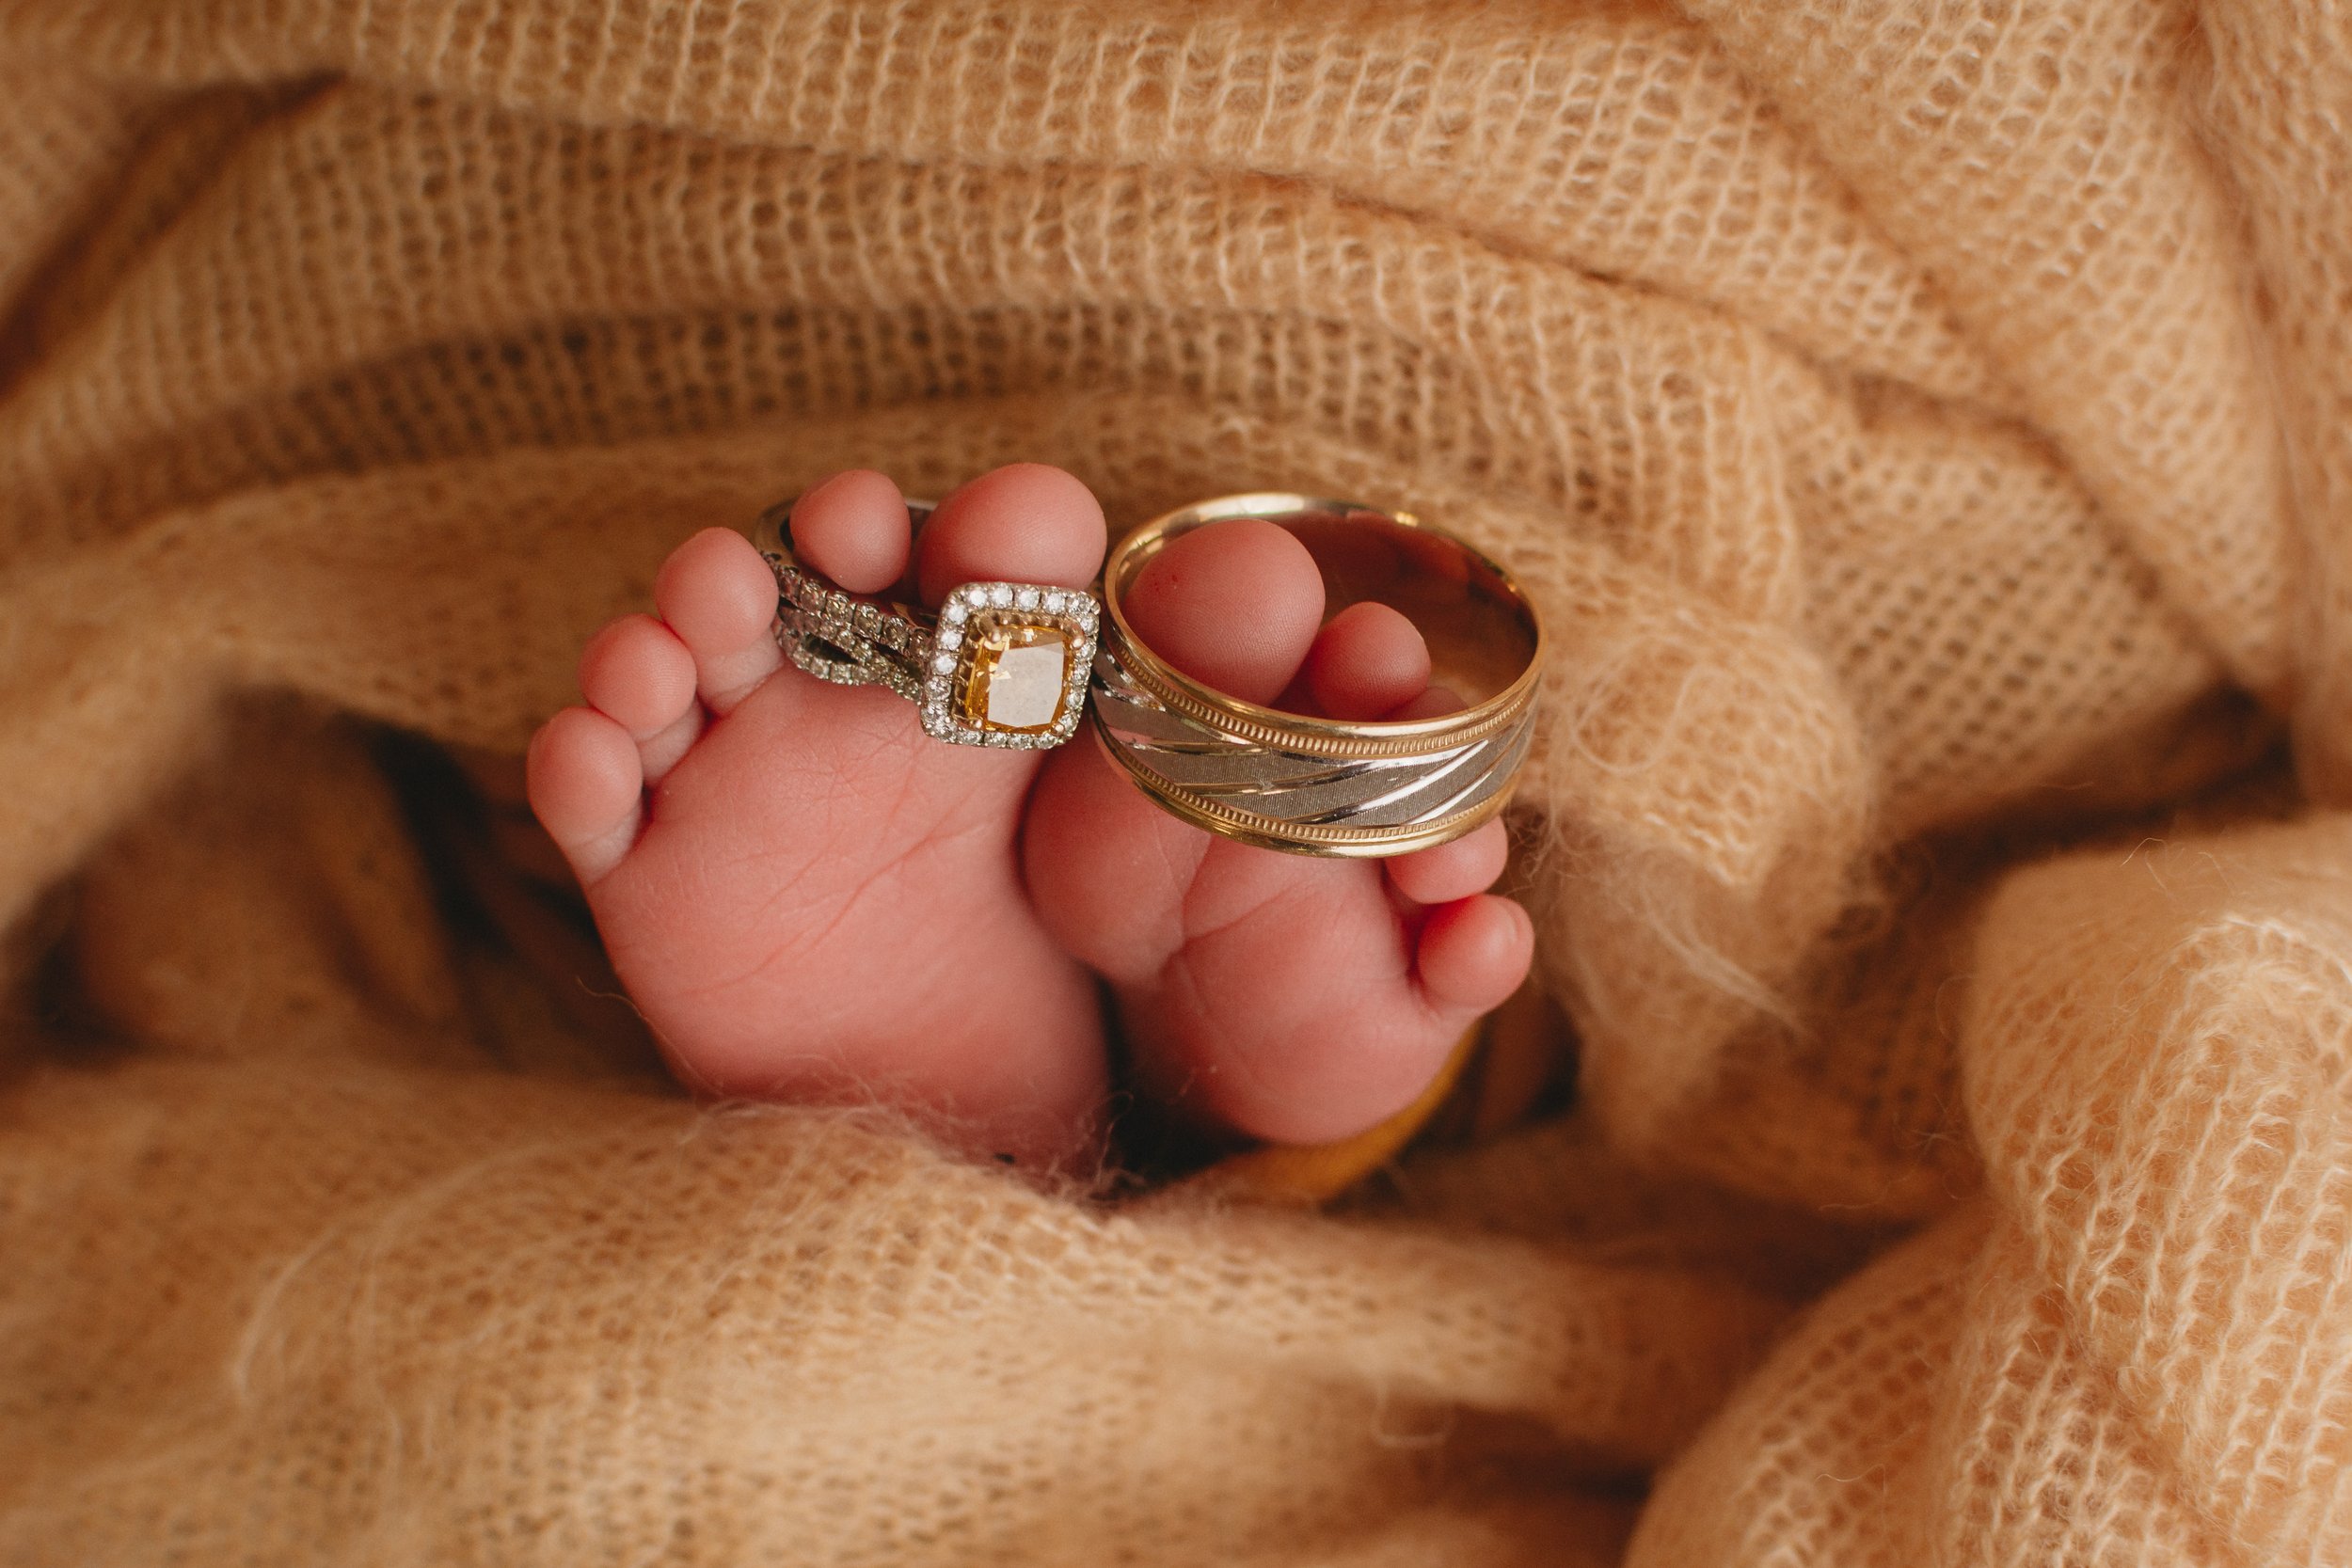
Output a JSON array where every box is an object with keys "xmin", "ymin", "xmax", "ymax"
[
  {"xmin": 526, "ymin": 705, "xmax": 645, "ymax": 886},
  {"xmin": 1386, "ymin": 818, "xmax": 1510, "ymax": 907},
  {"xmin": 791, "ymin": 469, "xmax": 913, "ymax": 594},
  {"xmin": 580, "ymin": 615, "xmax": 696, "ymax": 731},
  {"xmin": 1123, "ymin": 517, "xmax": 1323, "ymax": 704},
  {"xmin": 654, "ymin": 527, "xmax": 785, "ymax": 714},
  {"xmin": 579, "ymin": 613, "xmax": 702, "ymax": 781},
  {"xmin": 1301, "ymin": 600, "xmax": 1430, "ymax": 719},
  {"xmin": 1413, "ymin": 894, "xmax": 1534, "ymax": 1017},
  {"xmin": 916, "ymin": 464, "xmax": 1106, "ymax": 603},
  {"xmin": 1389, "ymin": 685, "xmax": 1467, "ymax": 721}
]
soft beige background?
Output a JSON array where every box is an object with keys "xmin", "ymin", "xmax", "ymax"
[{"xmin": 0, "ymin": 1, "xmax": 2346, "ymax": 1561}]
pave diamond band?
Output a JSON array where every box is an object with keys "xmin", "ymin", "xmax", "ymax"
[
  {"xmin": 1090, "ymin": 493, "xmax": 1545, "ymax": 858},
  {"xmin": 759, "ymin": 498, "xmax": 1100, "ymax": 750}
]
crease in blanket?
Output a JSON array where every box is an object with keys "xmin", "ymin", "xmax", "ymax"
[{"xmin": 0, "ymin": 0, "xmax": 2344, "ymax": 1561}]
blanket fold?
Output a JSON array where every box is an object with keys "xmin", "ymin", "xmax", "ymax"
[{"xmin": 2, "ymin": 1, "xmax": 2345, "ymax": 1560}]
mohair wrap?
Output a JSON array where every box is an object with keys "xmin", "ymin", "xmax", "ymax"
[{"xmin": 1, "ymin": 2, "xmax": 2347, "ymax": 1562}]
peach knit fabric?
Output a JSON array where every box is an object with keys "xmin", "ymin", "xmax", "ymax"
[{"xmin": 2, "ymin": 1, "xmax": 2347, "ymax": 1562}]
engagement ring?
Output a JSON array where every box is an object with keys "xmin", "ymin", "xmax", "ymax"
[{"xmin": 758, "ymin": 499, "xmax": 1100, "ymax": 751}]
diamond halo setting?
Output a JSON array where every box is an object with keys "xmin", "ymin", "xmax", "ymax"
[
  {"xmin": 767, "ymin": 557, "xmax": 1097, "ymax": 750},
  {"xmin": 759, "ymin": 495, "xmax": 1099, "ymax": 751},
  {"xmin": 917, "ymin": 580, "xmax": 1098, "ymax": 749}
]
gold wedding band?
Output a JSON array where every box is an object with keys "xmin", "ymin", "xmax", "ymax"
[{"xmin": 1089, "ymin": 493, "xmax": 1544, "ymax": 857}]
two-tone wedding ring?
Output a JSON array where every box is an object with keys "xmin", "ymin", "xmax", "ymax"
[
  {"xmin": 758, "ymin": 499, "xmax": 1101, "ymax": 750},
  {"xmin": 1089, "ymin": 493, "xmax": 1544, "ymax": 858}
]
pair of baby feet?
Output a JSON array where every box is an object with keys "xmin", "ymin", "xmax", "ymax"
[{"xmin": 526, "ymin": 464, "xmax": 1534, "ymax": 1169}]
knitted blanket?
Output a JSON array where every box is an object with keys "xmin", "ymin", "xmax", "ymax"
[{"xmin": 2, "ymin": 2, "xmax": 2346, "ymax": 1561}]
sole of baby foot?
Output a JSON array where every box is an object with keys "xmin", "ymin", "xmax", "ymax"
[
  {"xmin": 1025, "ymin": 518, "xmax": 1533, "ymax": 1147},
  {"xmin": 527, "ymin": 465, "xmax": 1114, "ymax": 1170}
]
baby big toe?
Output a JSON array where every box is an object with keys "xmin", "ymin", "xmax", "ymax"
[
  {"xmin": 915, "ymin": 464, "xmax": 1107, "ymax": 603},
  {"xmin": 1123, "ymin": 517, "xmax": 1324, "ymax": 703}
]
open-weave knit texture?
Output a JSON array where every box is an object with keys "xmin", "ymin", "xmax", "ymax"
[{"xmin": 1, "ymin": 1, "xmax": 2346, "ymax": 1561}]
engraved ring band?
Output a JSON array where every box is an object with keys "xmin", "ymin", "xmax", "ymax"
[{"xmin": 1089, "ymin": 493, "xmax": 1545, "ymax": 859}]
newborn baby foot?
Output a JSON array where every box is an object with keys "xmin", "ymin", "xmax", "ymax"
[
  {"xmin": 1025, "ymin": 519, "xmax": 1535, "ymax": 1146},
  {"xmin": 526, "ymin": 466, "xmax": 1108, "ymax": 1165}
]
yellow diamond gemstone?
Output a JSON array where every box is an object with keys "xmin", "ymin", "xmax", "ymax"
[{"xmin": 961, "ymin": 624, "xmax": 1073, "ymax": 732}]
